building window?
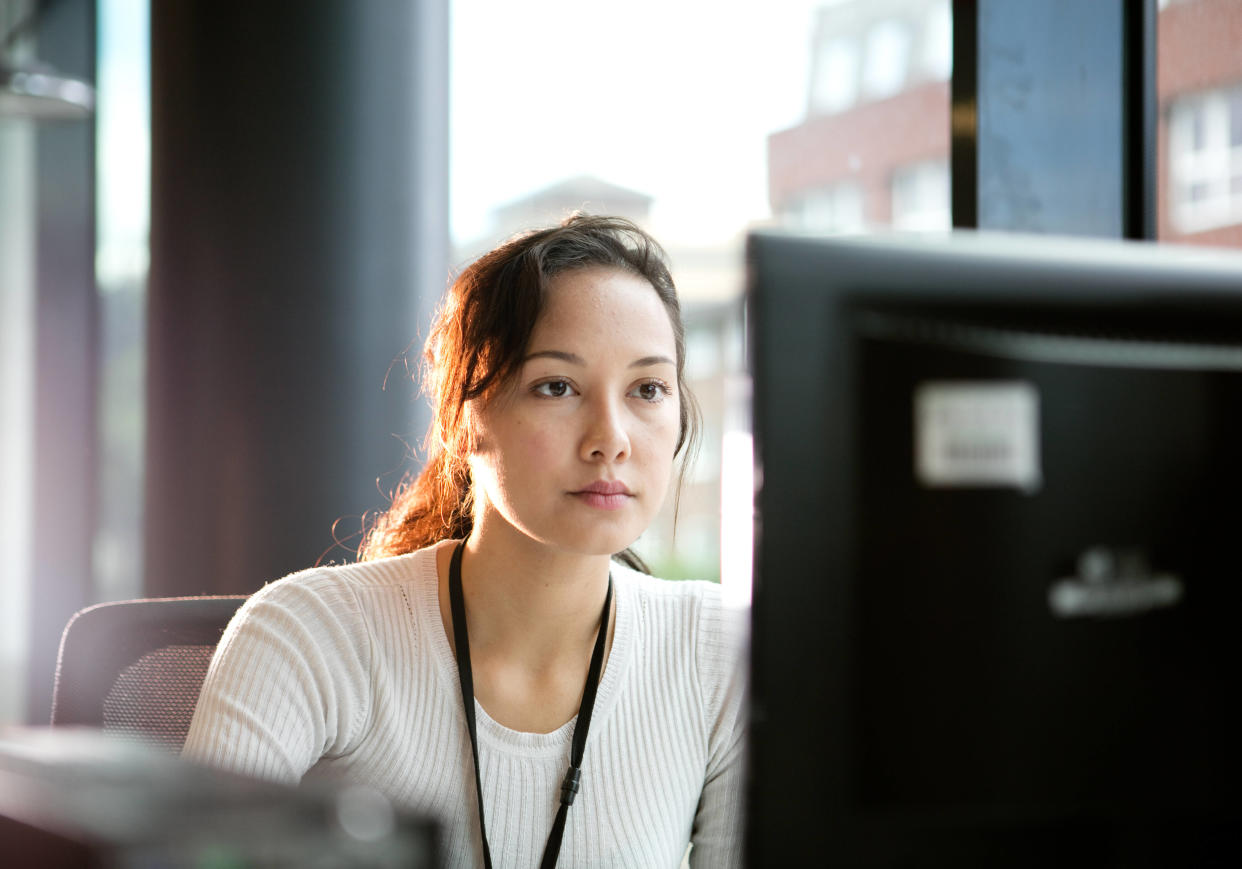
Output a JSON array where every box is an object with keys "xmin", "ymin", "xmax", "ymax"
[
  {"xmin": 783, "ymin": 183, "xmax": 865, "ymax": 234},
  {"xmin": 1168, "ymin": 82, "xmax": 1242, "ymax": 234},
  {"xmin": 891, "ymin": 160, "xmax": 950, "ymax": 230},
  {"xmin": 811, "ymin": 38, "xmax": 860, "ymax": 116},
  {"xmin": 862, "ymin": 20, "xmax": 910, "ymax": 100},
  {"xmin": 920, "ymin": 0, "xmax": 952, "ymax": 82}
]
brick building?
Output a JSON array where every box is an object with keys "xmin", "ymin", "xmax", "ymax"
[
  {"xmin": 768, "ymin": 0, "xmax": 952, "ymax": 234},
  {"xmin": 768, "ymin": 0, "xmax": 1242, "ymax": 248},
  {"xmin": 1158, "ymin": 0, "xmax": 1242, "ymax": 247}
]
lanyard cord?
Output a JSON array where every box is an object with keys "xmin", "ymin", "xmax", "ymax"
[{"xmin": 448, "ymin": 542, "xmax": 613, "ymax": 869}]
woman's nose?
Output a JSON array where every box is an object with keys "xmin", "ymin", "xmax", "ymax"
[{"xmin": 580, "ymin": 396, "xmax": 631, "ymax": 463}]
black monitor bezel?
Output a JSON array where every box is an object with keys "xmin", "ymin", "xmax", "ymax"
[{"xmin": 744, "ymin": 230, "xmax": 1242, "ymax": 866}]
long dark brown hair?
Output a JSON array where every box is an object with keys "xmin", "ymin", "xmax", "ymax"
[{"xmin": 358, "ymin": 213, "xmax": 701, "ymax": 571}]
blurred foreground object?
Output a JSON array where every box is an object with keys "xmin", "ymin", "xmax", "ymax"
[{"xmin": 0, "ymin": 727, "xmax": 438, "ymax": 867}]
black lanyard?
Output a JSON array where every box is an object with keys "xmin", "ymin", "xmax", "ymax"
[{"xmin": 448, "ymin": 542, "xmax": 613, "ymax": 869}]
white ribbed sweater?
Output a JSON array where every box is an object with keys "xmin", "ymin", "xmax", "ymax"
[{"xmin": 182, "ymin": 540, "xmax": 747, "ymax": 868}]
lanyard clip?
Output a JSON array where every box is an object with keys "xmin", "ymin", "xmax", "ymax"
[{"xmin": 560, "ymin": 766, "xmax": 582, "ymax": 806}]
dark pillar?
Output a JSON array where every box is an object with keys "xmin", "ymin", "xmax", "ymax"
[
  {"xmin": 952, "ymin": 0, "xmax": 1157, "ymax": 238},
  {"xmin": 26, "ymin": 0, "xmax": 97, "ymax": 725},
  {"xmin": 145, "ymin": 0, "xmax": 448, "ymax": 596}
]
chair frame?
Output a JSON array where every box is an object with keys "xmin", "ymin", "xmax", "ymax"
[{"xmin": 50, "ymin": 595, "xmax": 248, "ymax": 728}]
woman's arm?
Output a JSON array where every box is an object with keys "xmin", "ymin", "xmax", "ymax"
[
  {"xmin": 182, "ymin": 569, "xmax": 373, "ymax": 783},
  {"xmin": 689, "ymin": 590, "xmax": 749, "ymax": 869}
]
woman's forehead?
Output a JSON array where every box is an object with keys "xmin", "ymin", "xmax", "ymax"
[{"xmin": 533, "ymin": 266, "xmax": 673, "ymax": 339}]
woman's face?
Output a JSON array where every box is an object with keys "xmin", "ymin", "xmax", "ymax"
[{"xmin": 467, "ymin": 265, "xmax": 682, "ymax": 557}]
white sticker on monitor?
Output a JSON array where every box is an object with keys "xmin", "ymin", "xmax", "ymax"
[{"xmin": 915, "ymin": 381, "xmax": 1041, "ymax": 492}]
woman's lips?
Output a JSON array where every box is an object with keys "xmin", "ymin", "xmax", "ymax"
[{"xmin": 571, "ymin": 481, "xmax": 633, "ymax": 510}]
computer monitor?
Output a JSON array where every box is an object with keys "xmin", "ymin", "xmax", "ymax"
[{"xmin": 745, "ymin": 230, "xmax": 1242, "ymax": 867}]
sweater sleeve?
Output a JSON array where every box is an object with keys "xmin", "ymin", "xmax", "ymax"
[
  {"xmin": 689, "ymin": 588, "xmax": 749, "ymax": 869},
  {"xmin": 181, "ymin": 569, "xmax": 373, "ymax": 784}
]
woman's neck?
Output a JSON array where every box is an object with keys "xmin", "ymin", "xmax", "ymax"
[
  {"xmin": 437, "ymin": 518, "xmax": 614, "ymax": 669},
  {"xmin": 434, "ymin": 519, "xmax": 618, "ymax": 733}
]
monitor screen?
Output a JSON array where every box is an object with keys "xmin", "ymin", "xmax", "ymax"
[{"xmin": 745, "ymin": 230, "xmax": 1242, "ymax": 867}]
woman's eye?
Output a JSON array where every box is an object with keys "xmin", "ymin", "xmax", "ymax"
[
  {"xmin": 534, "ymin": 379, "xmax": 573, "ymax": 398},
  {"xmin": 632, "ymin": 380, "xmax": 672, "ymax": 402}
]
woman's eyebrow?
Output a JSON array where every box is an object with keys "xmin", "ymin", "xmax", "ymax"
[
  {"xmin": 523, "ymin": 350, "xmax": 674, "ymax": 368},
  {"xmin": 524, "ymin": 349, "xmax": 585, "ymax": 365},
  {"xmin": 630, "ymin": 355, "xmax": 675, "ymax": 368}
]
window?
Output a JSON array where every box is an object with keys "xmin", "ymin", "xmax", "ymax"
[
  {"xmin": 920, "ymin": 0, "xmax": 952, "ymax": 81},
  {"xmin": 0, "ymin": 114, "xmax": 36, "ymax": 725},
  {"xmin": 0, "ymin": 0, "xmax": 150, "ymax": 726},
  {"xmin": 811, "ymin": 38, "xmax": 860, "ymax": 115},
  {"xmin": 95, "ymin": 0, "xmax": 150, "ymax": 605},
  {"xmin": 891, "ymin": 159, "xmax": 950, "ymax": 230},
  {"xmin": 769, "ymin": 0, "xmax": 950, "ymax": 238},
  {"xmin": 1157, "ymin": 0, "xmax": 1242, "ymax": 246},
  {"xmin": 783, "ymin": 183, "xmax": 866, "ymax": 234},
  {"xmin": 862, "ymin": 20, "xmax": 910, "ymax": 99},
  {"xmin": 452, "ymin": 0, "xmax": 831, "ymax": 583},
  {"xmin": 1168, "ymin": 83, "xmax": 1242, "ymax": 234}
]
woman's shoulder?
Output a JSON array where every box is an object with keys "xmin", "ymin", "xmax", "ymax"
[
  {"xmin": 611, "ymin": 564, "xmax": 748, "ymax": 716},
  {"xmin": 233, "ymin": 544, "xmax": 442, "ymax": 632},
  {"xmin": 611, "ymin": 563, "xmax": 725, "ymax": 618},
  {"xmin": 611, "ymin": 562, "xmax": 740, "ymax": 647},
  {"xmin": 611, "ymin": 561, "xmax": 721, "ymax": 605},
  {"xmin": 253, "ymin": 544, "xmax": 439, "ymax": 598}
]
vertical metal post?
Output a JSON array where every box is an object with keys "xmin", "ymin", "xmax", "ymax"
[
  {"xmin": 951, "ymin": 0, "xmax": 978, "ymax": 229},
  {"xmin": 1123, "ymin": 0, "xmax": 1158, "ymax": 240}
]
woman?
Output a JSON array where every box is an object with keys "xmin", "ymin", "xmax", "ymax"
[{"xmin": 183, "ymin": 214, "xmax": 747, "ymax": 868}]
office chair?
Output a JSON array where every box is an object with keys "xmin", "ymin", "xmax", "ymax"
[{"xmin": 50, "ymin": 595, "xmax": 249, "ymax": 751}]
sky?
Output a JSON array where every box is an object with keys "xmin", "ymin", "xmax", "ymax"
[{"xmin": 450, "ymin": 0, "xmax": 832, "ymax": 246}]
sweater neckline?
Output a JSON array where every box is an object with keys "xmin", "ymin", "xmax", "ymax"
[{"xmin": 418, "ymin": 539, "xmax": 635, "ymax": 757}]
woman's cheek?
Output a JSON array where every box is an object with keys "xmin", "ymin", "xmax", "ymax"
[
  {"xmin": 521, "ymin": 427, "xmax": 563, "ymax": 466},
  {"xmin": 656, "ymin": 411, "xmax": 682, "ymax": 461}
]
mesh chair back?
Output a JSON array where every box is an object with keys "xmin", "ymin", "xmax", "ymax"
[{"xmin": 51, "ymin": 596, "xmax": 248, "ymax": 751}]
